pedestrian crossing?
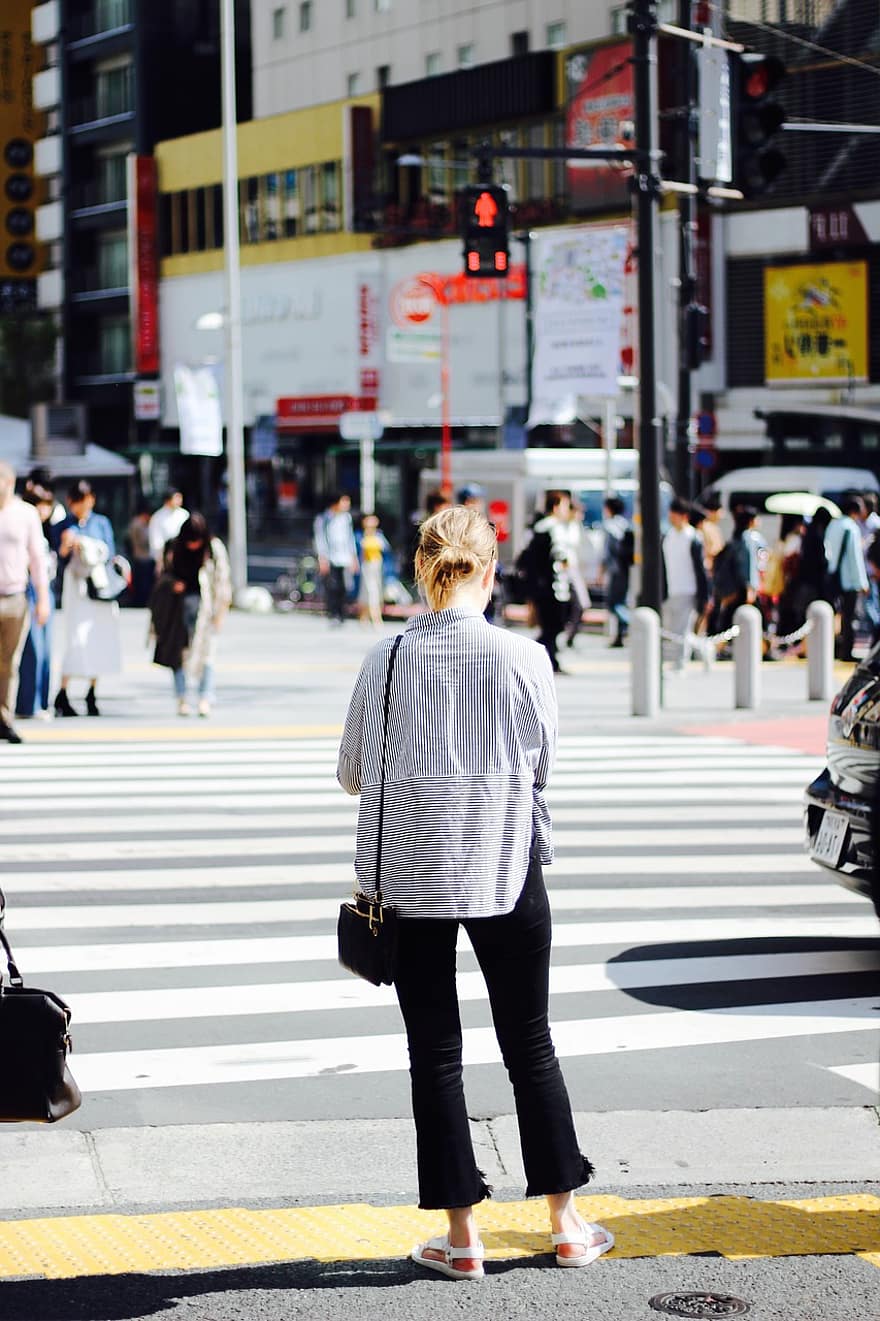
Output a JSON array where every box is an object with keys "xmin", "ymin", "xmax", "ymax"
[{"xmin": 1, "ymin": 733, "xmax": 878, "ymax": 1124}]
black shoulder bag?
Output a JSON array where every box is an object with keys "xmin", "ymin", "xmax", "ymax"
[
  {"xmin": 0, "ymin": 890, "xmax": 82, "ymax": 1123},
  {"xmin": 337, "ymin": 635, "xmax": 403, "ymax": 986}
]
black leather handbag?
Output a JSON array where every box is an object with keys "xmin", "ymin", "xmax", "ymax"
[
  {"xmin": 338, "ymin": 635, "xmax": 402, "ymax": 987},
  {"xmin": 0, "ymin": 895, "xmax": 82, "ymax": 1124}
]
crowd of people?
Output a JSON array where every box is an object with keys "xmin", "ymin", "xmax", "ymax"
[{"xmin": 0, "ymin": 467, "xmax": 231, "ymax": 742}]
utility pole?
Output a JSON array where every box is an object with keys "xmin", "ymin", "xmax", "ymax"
[
  {"xmin": 675, "ymin": 0, "xmax": 697, "ymax": 500},
  {"xmin": 630, "ymin": 0, "xmax": 664, "ymax": 618},
  {"xmin": 220, "ymin": 0, "xmax": 248, "ymax": 595}
]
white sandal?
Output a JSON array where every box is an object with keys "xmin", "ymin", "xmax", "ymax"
[
  {"xmin": 552, "ymin": 1220, "xmax": 614, "ymax": 1268},
  {"xmin": 411, "ymin": 1234, "xmax": 485, "ymax": 1280}
]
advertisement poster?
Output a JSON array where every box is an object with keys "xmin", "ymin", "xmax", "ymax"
[
  {"xmin": 565, "ymin": 41, "xmax": 633, "ymax": 213},
  {"xmin": 175, "ymin": 364, "xmax": 223, "ymax": 456},
  {"xmin": 529, "ymin": 226, "xmax": 630, "ymax": 422},
  {"xmin": 764, "ymin": 261, "xmax": 868, "ymax": 385}
]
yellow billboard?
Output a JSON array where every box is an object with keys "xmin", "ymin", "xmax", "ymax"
[{"xmin": 764, "ymin": 261, "xmax": 868, "ymax": 386}]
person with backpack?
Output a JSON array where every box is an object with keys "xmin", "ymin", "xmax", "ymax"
[
  {"xmin": 713, "ymin": 506, "xmax": 760, "ymax": 636},
  {"xmin": 824, "ymin": 497, "xmax": 869, "ymax": 662},
  {"xmin": 516, "ymin": 491, "xmax": 571, "ymax": 673},
  {"xmin": 661, "ymin": 497, "xmax": 709, "ymax": 670},
  {"xmin": 602, "ymin": 495, "xmax": 633, "ymax": 648}
]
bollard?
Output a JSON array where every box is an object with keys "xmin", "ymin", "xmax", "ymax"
[
  {"xmin": 806, "ymin": 599, "xmax": 835, "ymax": 702},
  {"xmin": 733, "ymin": 604, "xmax": 762, "ymax": 710},
  {"xmin": 631, "ymin": 606, "xmax": 661, "ymax": 717}
]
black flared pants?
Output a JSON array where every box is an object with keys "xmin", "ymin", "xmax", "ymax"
[{"xmin": 393, "ymin": 857, "xmax": 592, "ymax": 1210}]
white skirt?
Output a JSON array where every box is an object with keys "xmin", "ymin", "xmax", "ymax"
[{"xmin": 60, "ymin": 574, "xmax": 122, "ymax": 677}]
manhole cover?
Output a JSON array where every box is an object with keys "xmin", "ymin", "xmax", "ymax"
[{"xmin": 649, "ymin": 1294, "xmax": 750, "ymax": 1318}]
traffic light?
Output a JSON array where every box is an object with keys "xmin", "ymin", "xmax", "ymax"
[
  {"xmin": 731, "ymin": 52, "xmax": 787, "ymax": 198},
  {"xmin": 460, "ymin": 184, "xmax": 509, "ymax": 279},
  {"xmin": 1, "ymin": 137, "xmax": 37, "ymax": 279}
]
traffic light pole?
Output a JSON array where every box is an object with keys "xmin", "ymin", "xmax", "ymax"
[
  {"xmin": 675, "ymin": 0, "xmax": 697, "ymax": 501},
  {"xmin": 630, "ymin": 0, "xmax": 664, "ymax": 619}
]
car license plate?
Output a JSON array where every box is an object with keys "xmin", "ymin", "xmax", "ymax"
[{"xmin": 812, "ymin": 810, "xmax": 849, "ymax": 867}]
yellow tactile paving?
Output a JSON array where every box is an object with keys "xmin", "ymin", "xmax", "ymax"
[{"xmin": 0, "ymin": 1194, "xmax": 878, "ymax": 1280}]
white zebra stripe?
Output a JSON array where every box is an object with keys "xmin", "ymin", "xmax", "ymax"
[
  {"xmin": 64, "ymin": 948, "xmax": 880, "ymax": 1025},
  {"xmin": 4, "ymin": 884, "xmax": 861, "ymax": 931},
  {"xmin": 69, "ymin": 997, "xmax": 880, "ymax": 1093},
  {"xmin": 12, "ymin": 914, "xmax": 877, "ymax": 976}
]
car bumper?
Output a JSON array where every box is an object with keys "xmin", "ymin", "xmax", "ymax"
[{"xmin": 804, "ymin": 769, "xmax": 873, "ymax": 899}]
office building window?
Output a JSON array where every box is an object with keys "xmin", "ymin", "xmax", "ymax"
[
  {"xmin": 511, "ymin": 31, "xmax": 529, "ymax": 56},
  {"xmin": 241, "ymin": 177, "xmax": 260, "ymax": 242},
  {"xmin": 97, "ymin": 148, "xmax": 128, "ymax": 204},
  {"xmin": 546, "ymin": 21, "xmax": 566, "ymax": 47},
  {"xmin": 264, "ymin": 172, "xmax": 281, "ymax": 240},
  {"xmin": 346, "ymin": 0, "xmax": 355, "ymax": 14},
  {"xmin": 95, "ymin": 60, "xmax": 133, "ymax": 118},
  {"xmin": 283, "ymin": 169, "xmax": 299, "ymax": 236},
  {"xmin": 299, "ymin": 1, "xmax": 311, "ymax": 32},
  {"xmin": 376, "ymin": 64, "xmax": 390, "ymax": 89},
  {"xmin": 457, "ymin": 44, "xmax": 473, "ymax": 68},
  {"xmin": 322, "ymin": 161, "xmax": 340, "ymax": 231},
  {"xmin": 99, "ymin": 317, "xmax": 130, "ymax": 375},
  {"xmin": 374, "ymin": 0, "xmax": 391, "ymax": 10},
  {"xmin": 425, "ymin": 51, "xmax": 441, "ymax": 76},
  {"xmin": 347, "ymin": 71, "xmax": 361, "ymax": 95},
  {"xmin": 272, "ymin": 7, "xmax": 285, "ymax": 38},
  {"xmin": 97, "ymin": 230, "xmax": 127, "ymax": 289}
]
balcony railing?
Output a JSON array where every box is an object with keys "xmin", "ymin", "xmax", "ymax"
[
  {"xmin": 70, "ymin": 265, "xmax": 130, "ymax": 297},
  {"xmin": 68, "ymin": 0, "xmax": 134, "ymax": 42},
  {"xmin": 71, "ymin": 350, "xmax": 133, "ymax": 380},
  {"xmin": 69, "ymin": 80, "xmax": 134, "ymax": 128},
  {"xmin": 69, "ymin": 178, "xmax": 128, "ymax": 211}
]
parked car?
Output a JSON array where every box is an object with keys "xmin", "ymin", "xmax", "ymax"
[{"xmin": 804, "ymin": 648, "xmax": 880, "ymax": 921}]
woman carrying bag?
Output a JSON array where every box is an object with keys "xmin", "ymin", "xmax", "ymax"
[{"xmin": 337, "ymin": 505, "xmax": 610, "ymax": 1280}]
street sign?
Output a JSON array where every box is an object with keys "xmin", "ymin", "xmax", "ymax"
[
  {"xmin": 133, "ymin": 379, "xmax": 161, "ymax": 421},
  {"xmin": 339, "ymin": 410, "xmax": 383, "ymax": 442}
]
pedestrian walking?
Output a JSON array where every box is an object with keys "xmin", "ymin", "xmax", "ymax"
[
  {"xmin": 661, "ymin": 497, "xmax": 708, "ymax": 669},
  {"xmin": 559, "ymin": 499, "xmax": 591, "ymax": 648},
  {"xmin": 713, "ymin": 507, "xmax": 760, "ymax": 636},
  {"xmin": 148, "ymin": 489, "xmax": 188, "ymax": 567},
  {"xmin": 794, "ymin": 506, "xmax": 831, "ymax": 609},
  {"xmin": 149, "ymin": 513, "xmax": 231, "ymax": 717},
  {"xmin": 0, "ymin": 462, "xmax": 50, "ymax": 743},
  {"xmin": 602, "ymin": 495, "xmax": 633, "ymax": 648},
  {"xmin": 825, "ymin": 496, "xmax": 869, "ymax": 662},
  {"xmin": 314, "ymin": 492, "xmax": 358, "ymax": 625},
  {"xmin": 517, "ymin": 491, "xmax": 571, "ymax": 673},
  {"xmin": 356, "ymin": 513, "xmax": 389, "ymax": 628},
  {"xmin": 15, "ymin": 485, "xmax": 56, "ymax": 721},
  {"xmin": 54, "ymin": 480, "xmax": 122, "ymax": 718},
  {"xmin": 337, "ymin": 505, "xmax": 610, "ymax": 1279},
  {"xmin": 126, "ymin": 504, "xmax": 155, "ymax": 606}
]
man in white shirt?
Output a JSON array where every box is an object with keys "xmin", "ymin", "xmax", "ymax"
[
  {"xmin": 314, "ymin": 492, "xmax": 358, "ymax": 625},
  {"xmin": 0, "ymin": 462, "xmax": 50, "ymax": 743},
  {"xmin": 148, "ymin": 489, "xmax": 188, "ymax": 566},
  {"xmin": 661, "ymin": 497, "xmax": 709, "ymax": 670}
]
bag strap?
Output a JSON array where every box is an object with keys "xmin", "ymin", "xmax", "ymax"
[
  {"xmin": 0, "ymin": 924, "xmax": 24, "ymax": 988},
  {"xmin": 835, "ymin": 526, "xmax": 851, "ymax": 577},
  {"xmin": 374, "ymin": 635, "xmax": 403, "ymax": 903}
]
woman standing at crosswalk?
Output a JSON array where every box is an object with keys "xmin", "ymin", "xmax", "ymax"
[{"xmin": 338, "ymin": 505, "xmax": 612, "ymax": 1279}]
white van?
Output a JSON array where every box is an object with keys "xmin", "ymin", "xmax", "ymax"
[{"xmin": 700, "ymin": 465, "xmax": 880, "ymax": 542}]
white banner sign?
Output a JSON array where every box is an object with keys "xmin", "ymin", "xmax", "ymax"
[
  {"xmin": 174, "ymin": 364, "xmax": 223, "ymax": 457},
  {"xmin": 529, "ymin": 226, "xmax": 629, "ymax": 421}
]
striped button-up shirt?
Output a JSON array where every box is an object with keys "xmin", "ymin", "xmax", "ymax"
[{"xmin": 337, "ymin": 606, "xmax": 558, "ymax": 919}]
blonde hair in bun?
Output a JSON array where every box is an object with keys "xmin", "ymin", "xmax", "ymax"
[{"xmin": 416, "ymin": 505, "xmax": 497, "ymax": 610}]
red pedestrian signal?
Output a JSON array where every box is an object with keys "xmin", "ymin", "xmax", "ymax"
[{"xmin": 461, "ymin": 183, "xmax": 509, "ymax": 280}]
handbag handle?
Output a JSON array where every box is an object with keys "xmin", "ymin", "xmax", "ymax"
[
  {"xmin": 0, "ymin": 925, "xmax": 24, "ymax": 988},
  {"xmin": 374, "ymin": 635, "xmax": 403, "ymax": 904}
]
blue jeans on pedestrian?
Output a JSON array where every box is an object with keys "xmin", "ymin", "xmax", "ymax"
[
  {"xmin": 173, "ymin": 663, "xmax": 214, "ymax": 700},
  {"xmin": 393, "ymin": 855, "xmax": 592, "ymax": 1210},
  {"xmin": 15, "ymin": 589, "xmax": 53, "ymax": 717}
]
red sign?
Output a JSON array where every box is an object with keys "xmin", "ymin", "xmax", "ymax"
[
  {"xmin": 565, "ymin": 41, "xmax": 634, "ymax": 213},
  {"xmin": 128, "ymin": 155, "xmax": 159, "ymax": 376},
  {"xmin": 276, "ymin": 394, "xmax": 378, "ymax": 432}
]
